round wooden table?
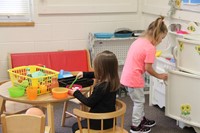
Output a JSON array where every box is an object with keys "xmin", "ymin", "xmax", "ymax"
[{"xmin": 0, "ymin": 81, "xmax": 90, "ymax": 133}]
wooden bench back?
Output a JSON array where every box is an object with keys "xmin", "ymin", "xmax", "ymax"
[{"xmin": 9, "ymin": 50, "xmax": 92, "ymax": 72}]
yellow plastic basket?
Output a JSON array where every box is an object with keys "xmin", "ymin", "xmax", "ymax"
[{"xmin": 8, "ymin": 65, "xmax": 59, "ymax": 95}]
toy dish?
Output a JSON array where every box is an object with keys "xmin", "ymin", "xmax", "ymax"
[
  {"xmin": 94, "ymin": 33, "xmax": 114, "ymax": 39},
  {"xmin": 114, "ymin": 33, "xmax": 132, "ymax": 38},
  {"xmin": 66, "ymin": 84, "xmax": 82, "ymax": 91},
  {"xmin": 52, "ymin": 87, "xmax": 68, "ymax": 99},
  {"xmin": 8, "ymin": 86, "xmax": 25, "ymax": 98}
]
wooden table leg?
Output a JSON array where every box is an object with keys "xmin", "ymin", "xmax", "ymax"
[
  {"xmin": 47, "ymin": 103, "xmax": 55, "ymax": 133},
  {"xmin": 0, "ymin": 97, "xmax": 5, "ymax": 114},
  {"xmin": 0, "ymin": 97, "xmax": 5, "ymax": 123}
]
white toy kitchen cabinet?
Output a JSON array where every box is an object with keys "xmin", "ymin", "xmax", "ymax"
[
  {"xmin": 174, "ymin": 37, "xmax": 200, "ymax": 76},
  {"xmin": 150, "ymin": 37, "xmax": 200, "ymax": 132},
  {"xmin": 149, "ymin": 57, "xmax": 176, "ymax": 108},
  {"xmin": 166, "ymin": 37, "xmax": 200, "ymax": 132},
  {"xmin": 166, "ymin": 70, "xmax": 200, "ymax": 127}
]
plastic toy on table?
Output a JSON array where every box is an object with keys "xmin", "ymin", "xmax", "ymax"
[
  {"xmin": 58, "ymin": 70, "xmax": 73, "ymax": 79},
  {"xmin": 8, "ymin": 86, "xmax": 25, "ymax": 98},
  {"xmin": 52, "ymin": 87, "xmax": 69, "ymax": 99},
  {"xmin": 8, "ymin": 65, "xmax": 59, "ymax": 98},
  {"xmin": 66, "ymin": 84, "xmax": 82, "ymax": 91},
  {"xmin": 58, "ymin": 76, "xmax": 94, "ymax": 88},
  {"xmin": 31, "ymin": 71, "xmax": 46, "ymax": 78}
]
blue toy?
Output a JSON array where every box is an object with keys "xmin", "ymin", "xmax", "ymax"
[{"xmin": 58, "ymin": 70, "xmax": 73, "ymax": 79}]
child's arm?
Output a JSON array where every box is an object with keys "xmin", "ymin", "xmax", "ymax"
[
  {"xmin": 68, "ymin": 84, "xmax": 104, "ymax": 108},
  {"xmin": 76, "ymin": 72, "xmax": 95, "ymax": 79},
  {"xmin": 145, "ymin": 63, "xmax": 168, "ymax": 80}
]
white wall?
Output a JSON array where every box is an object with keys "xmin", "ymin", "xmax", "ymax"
[
  {"xmin": 0, "ymin": 0, "xmax": 140, "ymax": 81},
  {"xmin": 1, "ymin": 0, "xmax": 200, "ymax": 81}
]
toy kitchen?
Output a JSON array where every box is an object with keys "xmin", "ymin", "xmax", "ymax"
[{"xmin": 149, "ymin": 22, "xmax": 200, "ymax": 133}]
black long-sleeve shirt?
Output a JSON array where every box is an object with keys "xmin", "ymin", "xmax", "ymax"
[{"xmin": 73, "ymin": 72, "xmax": 117, "ymax": 130}]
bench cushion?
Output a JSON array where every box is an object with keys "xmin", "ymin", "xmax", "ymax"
[{"xmin": 10, "ymin": 50, "xmax": 90, "ymax": 72}]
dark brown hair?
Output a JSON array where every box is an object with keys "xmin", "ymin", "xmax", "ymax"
[
  {"xmin": 144, "ymin": 16, "xmax": 168, "ymax": 43},
  {"xmin": 93, "ymin": 50, "xmax": 120, "ymax": 92}
]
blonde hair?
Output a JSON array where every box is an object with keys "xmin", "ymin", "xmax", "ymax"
[{"xmin": 143, "ymin": 16, "xmax": 168, "ymax": 43}]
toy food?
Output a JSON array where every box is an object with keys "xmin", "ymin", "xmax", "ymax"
[{"xmin": 156, "ymin": 50, "xmax": 162, "ymax": 57}]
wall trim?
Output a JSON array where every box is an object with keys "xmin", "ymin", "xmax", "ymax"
[{"xmin": 38, "ymin": 0, "xmax": 138, "ymax": 14}]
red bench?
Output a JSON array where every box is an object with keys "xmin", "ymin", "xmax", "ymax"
[{"xmin": 9, "ymin": 50, "xmax": 92, "ymax": 72}]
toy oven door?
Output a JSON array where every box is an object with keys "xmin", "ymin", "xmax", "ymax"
[{"xmin": 165, "ymin": 70, "xmax": 200, "ymax": 127}]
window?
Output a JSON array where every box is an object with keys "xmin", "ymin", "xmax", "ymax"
[
  {"xmin": 0, "ymin": 0, "xmax": 33, "ymax": 26},
  {"xmin": 182, "ymin": 0, "xmax": 200, "ymax": 4},
  {"xmin": 181, "ymin": 0, "xmax": 200, "ymax": 13}
]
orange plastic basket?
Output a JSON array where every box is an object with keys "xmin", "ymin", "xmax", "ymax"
[{"xmin": 8, "ymin": 65, "xmax": 59, "ymax": 96}]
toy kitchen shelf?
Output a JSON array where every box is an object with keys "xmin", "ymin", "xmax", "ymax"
[
  {"xmin": 89, "ymin": 33, "xmax": 137, "ymax": 66},
  {"xmin": 89, "ymin": 33, "xmax": 150, "ymax": 93}
]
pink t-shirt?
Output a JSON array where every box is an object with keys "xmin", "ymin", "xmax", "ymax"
[{"xmin": 120, "ymin": 37, "xmax": 156, "ymax": 88}]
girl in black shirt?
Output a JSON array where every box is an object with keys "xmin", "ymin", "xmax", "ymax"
[{"xmin": 68, "ymin": 50, "xmax": 120, "ymax": 132}]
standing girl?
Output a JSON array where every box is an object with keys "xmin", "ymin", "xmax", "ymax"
[
  {"xmin": 120, "ymin": 16, "xmax": 168, "ymax": 133},
  {"xmin": 68, "ymin": 50, "xmax": 120, "ymax": 133}
]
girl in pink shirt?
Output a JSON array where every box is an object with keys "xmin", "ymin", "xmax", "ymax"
[{"xmin": 121, "ymin": 16, "xmax": 168, "ymax": 133}]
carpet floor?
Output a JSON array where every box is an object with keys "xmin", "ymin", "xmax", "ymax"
[
  {"xmin": 0, "ymin": 94, "xmax": 196, "ymax": 133},
  {"xmin": 52, "ymin": 94, "xmax": 196, "ymax": 133}
]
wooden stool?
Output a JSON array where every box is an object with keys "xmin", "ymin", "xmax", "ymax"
[
  {"xmin": 61, "ymin": 87, "xmax": 92, "ymax": 127},
  {"xmin": 61, "ymin": 99, "xmax": 86, "ymax": 127}
]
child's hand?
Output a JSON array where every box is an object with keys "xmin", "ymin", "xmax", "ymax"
[
  {"xmin": 76, "ymin": 72, "xmax": 83, "ymax": 79},
  {"xmin": 158, "ymin": 73, "xmax": 168, "ymax": 80},
  {"xmin": 68, "ymin": 87, "xmax": 79, "ymax": 95},
  {"xmin": 68, "ymin": 89, "xmax": 75, "ymax": 95}
]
